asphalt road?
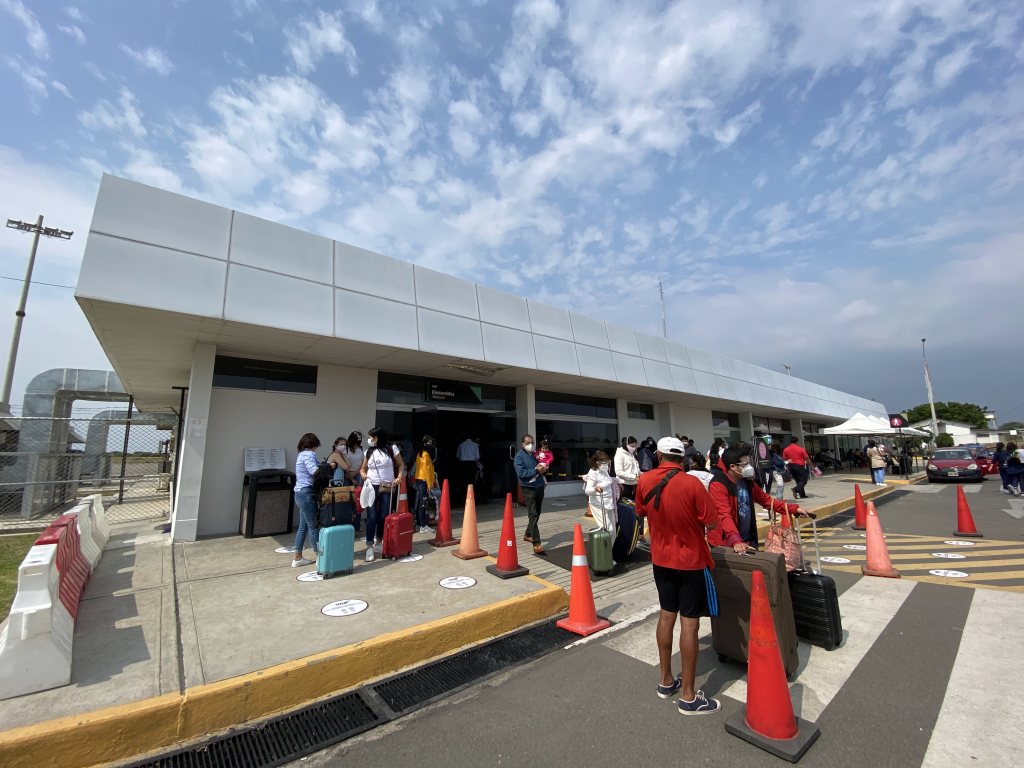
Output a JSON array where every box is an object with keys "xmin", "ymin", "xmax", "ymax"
[{"xmin": 288, "ymin": 479, "xmax": 1024, "ymax": 768}]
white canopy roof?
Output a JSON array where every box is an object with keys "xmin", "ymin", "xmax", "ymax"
[{"xmin": 823, "ymin": 413, "xmax": 928, "ymax": 437}]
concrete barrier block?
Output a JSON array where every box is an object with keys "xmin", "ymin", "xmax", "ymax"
[
  {"xmin": 73, "ymin": 502, "xmax": 102, "ymax": 570},
  {"xmin": 0, "ymin": 544, "xmax": 74, "ymax": 700},
  {"xmin": 85, "ymin": 493, "xmax": 111, "ymax": 545}
]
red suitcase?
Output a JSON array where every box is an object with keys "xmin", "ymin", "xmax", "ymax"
[{"xmin": 383, "ymin": 511, "xmax": 414, "ymax": 559}]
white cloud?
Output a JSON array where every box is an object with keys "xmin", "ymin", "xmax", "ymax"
[
  {"xmin": 0, "ymin": 0, "xmax": 49, "ymax": 59},
  {"xmin": 119, "ymin": 45, "xmax": 174, "ymax": 76},
  {"xmin": 496, "ymin": 0, "xmax": 561, "ymax": 101},
  {"xmin": 58, "ymin": 24, "xmax": 86, "ymax": 45},
  {"xmin": 934, "ymin": 43, "xmax": 976, "ymax": 88},
  {"xmin": 234, "ymin": 30, "xmax": 254, "ymax": 45},
  {"xmin": 713, "ymin": 101, "xmax": 763, "ymax": 146},
  {"xmin": 78, "ymin": 87, "xmax": 147, "ymax": 139},
  {"xmin": 284, "ymin": 9, "xmax": 356, "ymax": 74},
  {"xmin": 64, "ymin": 6, "xmax": 83, "ymax": 21}
]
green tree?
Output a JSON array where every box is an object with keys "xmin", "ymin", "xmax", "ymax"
[
  {"xmin": 936, "ymin": 433, "xmax": 955, "ymax": 447},
  {"xmin": 904, "ymin": 402, "xmax": 988, "ymax": 430},
  {"xmin": 1000, "ymin": 421, "xmax": 1024, "ymax": 431}
]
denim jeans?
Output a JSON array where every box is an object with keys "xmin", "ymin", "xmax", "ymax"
[
  {"xmin": 365, "ymin": 484, "xmax": 392, "ymax": 545},
  {"xmin": 412, "ymin": 479, "xmax": 429, "ymax": 527},
  {"xmin": 872, "ymin": 467, "xmax": 885, "ymax": 484},
  {"xmin": 294, "ymin": 487, "xmax": 319, "ymax": 555}
]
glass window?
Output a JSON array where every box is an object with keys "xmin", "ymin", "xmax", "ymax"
[
  {"xmin": 712, "ymin": 411, "xmax": 740, "ymax": 429},
  {"xmin": 212, "ymin": 355, "xmax": 317, "ymax": 394},
  {"xmin": 536, "ymin": 391, "xmax": 616, "ymax": 420},
  {"xmin": 626, "ymin": 402, "xmax": 655, "ymax": 420},
  {"xmin": 376, "ymin": 372, "xmax": 515, "ymax": 411},
  {"xmin": 535, "ymin": 420, "xmax": 618, "ymax": 482},
  {"xmin": 933, "ymin": 449, "xmax": 971, "ymax": 460}
]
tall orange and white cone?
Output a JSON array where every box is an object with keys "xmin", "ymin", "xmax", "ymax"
[
  {"xmin": 852, "ymin": 483, "xmax": 867, "ymax": 530},
  {"xmin": 861, "ymin": 501, "xmax": 900, "ymax": 578},
  {"xmin": 429, "ymin": 479, "xmax": 460, "ymax": 548},
  {"xmin": 453, "ymin": 485, "xmax": 487, "ymax": 560},
  {"xmin": 556, "ymin": 524, "xmax": 610, "ymax": 637},
  {"xmin": 954, "ymin": 485, "xmax": 983, "ymax": 537},
  {"xmin": 485, "ymin": 494, "xmax": 529, "ymax": 579},
  {"xmin": 725, "ymin": 570, "xmax": 820, "ymax": 761},
  {"xmin": 395, "ymin": 475, "xmax": 410, "ymax": 514}
]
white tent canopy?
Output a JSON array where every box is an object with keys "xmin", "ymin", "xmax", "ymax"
[{"xmin": 823, "ymin": 413, "xmax": 928, "ymax": 437}]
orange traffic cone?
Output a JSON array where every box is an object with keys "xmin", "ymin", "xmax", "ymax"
[
  {"xmin": 852, "ymin": 484, "xmax": 867, "ymax": 530},
  {"xmin": 396, "ymin": 475, "xmax": 410, "ymax": 514},
  {"xmin": 954, "ymin": 486, "xmax": 983, "ymax": 537},
  {"xmin": 725, "ymin": 570, "xmax": 820, "ymax": 761},
  {"xmin": 429, "ymin": 479, "xmax": 460, "ymax": 548},
  {"xmin": 485, "ymin": 494, "xmax": 529, "ymax": 579},
  {"xmin": 861, "ymin": 502, "xmax": 900, "ymax": 578},
  {"xmin": 453, "ymin": 485, "xmax": 487, "ymax": 560},
  {"xmin": 556, "ymin": 524, "xmax": 610, "ymax": 637}
]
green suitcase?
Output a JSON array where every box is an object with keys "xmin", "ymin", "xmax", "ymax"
[{"xmin": 586, "ymin": 528, "xmax": 615, "ymax": 575}]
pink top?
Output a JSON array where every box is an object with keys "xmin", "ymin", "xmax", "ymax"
[{"xmin": 535, "ymin": 449, "xmax": 553, "ymax": 467}]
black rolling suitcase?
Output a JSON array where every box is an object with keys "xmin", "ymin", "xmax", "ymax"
[{"xmin": 788, "ymin": 514, "xmax": 843, "ymax": 651}]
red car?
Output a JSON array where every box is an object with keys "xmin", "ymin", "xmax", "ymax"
[
  {"xmin": 961, "ymin": 443, "xmax": 999, "ymax": 475},
  {"xmin": 927, "ymin": 448, "xmax": 985, "ymax": 483}
]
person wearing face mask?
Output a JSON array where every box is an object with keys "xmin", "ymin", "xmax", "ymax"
[
  {"xmin": 359, "ymin": 427, "xmax": 406, "ymax": 562},
  {"xmin": 615, "ymin": 436, "xmax": 641, "ymax": 500},
  {"xmin": 341, "ymin": 431, "xmax": 365, "ymax": 533},
  {"xmin": 411, "ymin": 435, "xmax": 438, "ymax": 534},
  {"xmin": 514, "ymin": 434, "xmax": 548, "ymax": 555},
  {"xmin": 583, "ymin": 450, "xmax": 620, "ymax": 534},
  {"xmin": 707, "ymin": 444, "xmax": 809, "ymax": 553}
]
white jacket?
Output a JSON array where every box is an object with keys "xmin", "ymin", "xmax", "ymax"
[
  {"xmin": 614, "ymin": 447, "xmax": 640, "ymax": 485},
  {"xmin": 584, "ymin": 468, "xmax": 620, "ymax": 533}
]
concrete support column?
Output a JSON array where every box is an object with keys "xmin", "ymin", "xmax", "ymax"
[
  {"xmin": 171, "ymin": 343, "xmax": 216, "ymax": 542},
  {"xmin": 738, "ymin": 412, "xmax": 755, "ymax": 443},
  {"xmin": 793, "ymin": 417, "xmax": 806, "ymax": 447},
  {"xmin": 657, "ymin": 402, "xmax": 673, "ymax": 439},
  {"xmin": 515, "ymin": 384, "xmax": 536, "ymax": 444}
]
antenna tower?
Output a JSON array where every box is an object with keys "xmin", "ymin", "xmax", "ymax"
[{"xmin": 659, "ymin": 279, "xmax": 667, "ymax": 338}]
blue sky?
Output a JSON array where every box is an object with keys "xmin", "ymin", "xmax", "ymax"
[{"xmin": 1, "ymin": 0, "xmax": 1022, "ymax": 421}]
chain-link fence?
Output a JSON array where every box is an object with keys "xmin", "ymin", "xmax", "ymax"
[{"xmin": 0, "ymin": 412, "xmax": 178, "ymax": 525}]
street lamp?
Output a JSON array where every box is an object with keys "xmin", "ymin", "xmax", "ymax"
[
  {"xmin": 1, "ymin": 217, "xmax": 74, "ymax": 414},
  {"xmin": 921, "ymin": 338, "xmax": 939, "ymax": 447},
  {"xmin": 782, "ymin": 364, "xmax": 791, "ymax": 376}
]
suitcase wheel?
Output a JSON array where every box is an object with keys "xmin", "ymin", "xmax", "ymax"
[
  {"xmin": 347, "ymin": 567, "xmax": 353, "ymax": 574},
  {"xmin": 322, "ymin": 572, "xmax": 333, "ymax": 580}
]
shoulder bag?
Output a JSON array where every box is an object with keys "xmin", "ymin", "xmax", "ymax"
[{"xmin": 764, "ymin": 507, "xmax": 803, "ymax": 572}]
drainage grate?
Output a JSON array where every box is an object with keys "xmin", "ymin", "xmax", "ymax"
[
  {"xmin": 870, "ymin": 489, "xmax": 912, "ymax": 507},
  {"xmin": 373, "ymin": 620, "xmax": 577, "ymax": 713},
  {"xmin": 133, "ymin": 692, "xmax": 378, "ymax": 768}
]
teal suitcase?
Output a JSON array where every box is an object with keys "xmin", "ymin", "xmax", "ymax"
[
  {"xmin": 317, "ymin": 523, "xmax": 355, "ymax": 578},
  {"xmin": 586, "ymin": 528, "xmax": 615, "ymax": 575}
]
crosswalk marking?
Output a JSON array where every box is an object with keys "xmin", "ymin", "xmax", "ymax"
[
  {"xmin": 922, "ymin": 589, "xmax": 1024, "ymax": 767},
  {"xmin": 1004, "ymin": 498, "xmax": 1024, "ymax": 519},
  {"xmin": 601, "ymin": 616, "xmax": 711, "ymax": 665},
  {"xmin": 960, "ymin": 484, "xmax": 982, "ymax": 493},
  {"xmin": 721, "ymin": 578, "xmax": 916, "ymax": 722}
]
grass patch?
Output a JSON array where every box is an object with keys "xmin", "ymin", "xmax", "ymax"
[{"xmin": 0, "ymin": 535, "xmax": 37, "ymax": 624}]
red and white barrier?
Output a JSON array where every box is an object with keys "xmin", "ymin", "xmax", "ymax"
[{"xmin": 0, "ymin": 495, "xmax": 109, "ymax": 700}]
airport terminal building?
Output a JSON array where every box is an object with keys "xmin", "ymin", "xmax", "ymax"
[{"xmin": 73, "ymin": 175, "xmax": 888, "ymax": 541}]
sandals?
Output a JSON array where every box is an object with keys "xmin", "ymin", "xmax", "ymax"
[
  {"xmin": 533, "ymin": 545, "xmax": 547, "ymax": 556},
  {"xmin": 523, "ymin": 535, "xmax": 533, "ymax": 543}
]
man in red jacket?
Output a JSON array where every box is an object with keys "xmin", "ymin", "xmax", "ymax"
[
  {"xmin": 782, "ymin": 436, "xmax": 811, "ymax": 499},
  {"xmin": 707, "ymin": 444, "xmax": 810, "ymax": 553}
]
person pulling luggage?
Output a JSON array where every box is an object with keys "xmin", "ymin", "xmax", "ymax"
[
  {"xmin": 583, "ymin": 450, "xmax": 620, "ymax": 535},
  {"xmin": 707, "ymin": 444, "xmax": 810, "ymax": 554},
  {"xmin": 635, "ymin": 437, "xmax": 721, "ymax": 715}
]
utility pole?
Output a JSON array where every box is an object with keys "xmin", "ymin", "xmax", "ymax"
[
  {"xmin": 1, "ymin": 217, "xmax": 73, "ymax": 415},
  {"xmin": 782, "ymin": 364, "xmax": 791, "ymax": 376},
  {"xmin": 922, "ymin": 338, "xmax": 939, "ymax": 447},
  {"xmin": 658, "ymin": 279, "xmax": 667, "ymax": 339}
]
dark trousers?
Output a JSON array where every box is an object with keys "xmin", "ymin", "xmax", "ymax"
[
  {"xmin": 459, "ymin": 461, "xmax": 477, "ymax": 503},
  {"xmin": 413, "ymin": 479, "xmax": 429, "ymax": 527},
  {"xmin": 790, "ymin": 464, "xmax": 808, "ymax": 498},
  {"xmin": 999, "ymin": 467, "xmax": 1009, "ymax": 490},
  {"xmin": 523, "ymin": 486, "xmax": 544, "ymax": 544}
]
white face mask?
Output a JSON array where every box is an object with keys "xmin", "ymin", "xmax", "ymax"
[
  {"xmin": 741, "ymin": 464, "xmax": 756, "ymax": 478},
  {"xmin": 627, "ymin": 445, "xmax": 637, "ymax": 453},
  {"xmin": 524, "ymin": 443, "xmax": 535, "ymax": 453},
  {"xmin": 368, "ymin": 438, "xmax": 377, "ymax": 447},
  {"xmin": 599, "ymin": 463, "xmax": 610, "ymax": 473}
]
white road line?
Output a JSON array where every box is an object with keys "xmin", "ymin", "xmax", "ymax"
[
  {"xmin": 906, "ymin": 485, "xmax": 946, "ymax": 493},
  {"xmin": 563, "ymin": 604, "xmax": 660, "ymax": 649},
  {"xmin": 601, "ymin": 615, "xmax": 713, "ymax": 665},
  {"xmin": 1004, "ymin": 498, "xmax": 1024, "ymax": 520},
  {"xmin": 961, "ymin": 484, "xmax": 982, "ymax": 494},
  {"xmin": 723, "ymin": 577, "xmax": 917, "ymax": 722},
  {"xmin": 922, "ymin": 589, "xmax": 1024, "ymax": 768}
]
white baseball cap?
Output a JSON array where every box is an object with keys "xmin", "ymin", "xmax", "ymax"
[{"xmin": 657, "ymin": 437, "xmax": 686, "ymax": 456}]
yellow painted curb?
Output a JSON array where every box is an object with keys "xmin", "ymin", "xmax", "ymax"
[
  {"xmin": 755, "ymin": 483, "xmax": 895, "ymax": 539},
  {"xmin": 0, "ymin": 581, "xmax": 568, "ymax": 768}
]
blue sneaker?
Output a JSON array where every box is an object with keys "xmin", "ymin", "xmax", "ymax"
[
  {"xmin": 657, "ymin": 676, "xmax": 682, "ymax": 699},
  {"xmin": 677, "ymin": 690, "xmax": 721, "ymax": 715}
]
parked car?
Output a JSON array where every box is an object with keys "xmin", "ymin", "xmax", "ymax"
[
  {"xmin": 960, "ymin": 443, "xmax": 999, "ymax": 475},
  {"xmin": 927, "ymin": 448, "xmax": 985, "ymax": 483}
]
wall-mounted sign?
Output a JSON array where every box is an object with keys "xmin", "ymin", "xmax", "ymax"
[
  {"xmin": 428, "ymin": 379, "xmax": 483, "ymax": 405},
  {"xmin": 244, "ymin": 447, "xmax": 287, "ymax": 472}
]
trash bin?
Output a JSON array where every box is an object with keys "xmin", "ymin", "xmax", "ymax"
[{"xmin": 239, "ymin": 470, "xmax": 296, "ymax": 538}]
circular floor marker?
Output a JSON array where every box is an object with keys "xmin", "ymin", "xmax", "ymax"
[
  {"xmin": 943, "ymin": 540, "xmax": 976, "ymax": 546},
  {"xmin": 439, "ymin": 576, "xmax": 476, "ymax": 590},
  {"xmin": 928, "ymin": 569, "xmax": 969, "ymax": 578},
  {"xmin": 396, "ymin": 554, "xmax": 423, "ymax": 563},
  {"xmin": 297, "ymin": 571, "xmax": 323, "ymax": 582},
  {"xmin": 321, "ymin": 599, "xmax": 368, "ymax": 617},
  {"xmin": 820, "ymin": 556, "xmax": 852, "ymax": 564},
  {"xmin": 931, "ymin": 552, "xmax": 967, "ymax": 559},
  {"xmin": 843, "ymin": 544, "xmax": 867, "ymax": 550},
  {"xmin": 274, "ymin": 547, "xmax": 296, "ymax": 554},
  {"xmin": 858, "ymin": 533, "xmax": 885, "ymax": 538}
]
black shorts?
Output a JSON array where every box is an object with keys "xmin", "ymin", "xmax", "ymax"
[{"xmin": 653, "ymin": 564, "xmax": 717, "ymax": 618}]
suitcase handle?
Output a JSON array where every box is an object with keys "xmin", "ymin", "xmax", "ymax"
[{"xmin": 792, "ymin": 514, "xmax": 821, "ymax": 574}]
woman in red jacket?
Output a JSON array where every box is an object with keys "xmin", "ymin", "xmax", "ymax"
[{"xmin": 707, "ymin": 444, "xmax": 810, "ymax": 553}]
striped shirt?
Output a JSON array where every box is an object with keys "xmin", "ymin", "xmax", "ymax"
[{"xmin": 295, "ymin": 450, "xmax": 320, "ymax": 490}]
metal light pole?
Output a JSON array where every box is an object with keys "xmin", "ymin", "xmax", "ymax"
[
  {"xmin": 1, "ymin": 217, "xmax": 73, "ymax": 414},
  {"xmin": 782, "ymin": 364, "xmax": 791, "ymax": 375},
  {"xmin": 922, "ymin": 338, "xmax": 939, "ymax": 448}
]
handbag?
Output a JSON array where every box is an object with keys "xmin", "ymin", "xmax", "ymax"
[
  {"xmin": 764, "ymin": 508, "xmax": 803, "ymax": 572},
  {"xmin": 321, "ymin": 485, "xmax": 356, "ymax": 505},
  {"xmin": 811, "ymin": 466, "xmax": 823, "ymax": 478}
]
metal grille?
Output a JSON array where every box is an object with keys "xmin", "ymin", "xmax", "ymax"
[
  {"xmin": 133, "ymin": 692, "xmax": 378, "ymax": 768},
  {"xmin": 0, "ymin": 413, "xmax": 177, "ymax": 524},
  {"xmin": 373, "ymin": 620, "xmax": 577, "ymax": 713}
]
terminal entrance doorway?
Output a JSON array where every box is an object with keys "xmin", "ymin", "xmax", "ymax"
[{"xmin": 411, "ymin": 408, "xmax": 517, "ymax": 507}]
